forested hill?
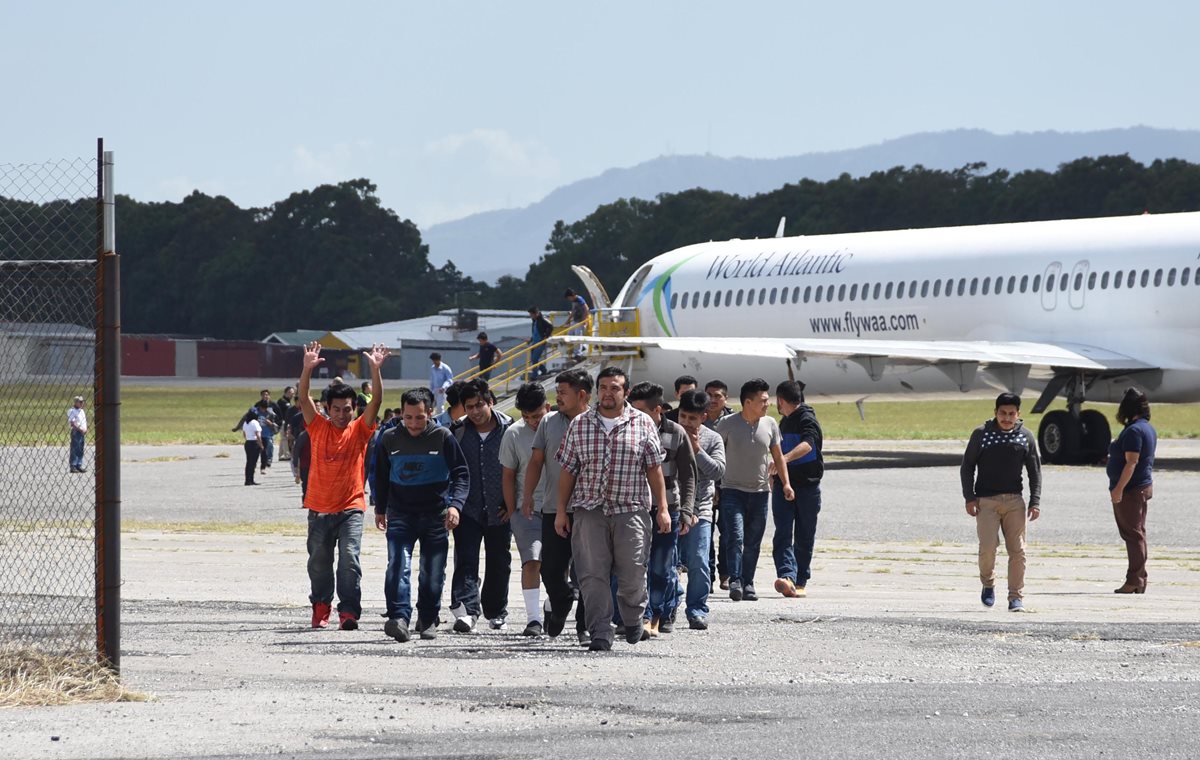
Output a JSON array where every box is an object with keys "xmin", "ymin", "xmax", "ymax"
[{"xmin": 6, "ymin": 157, "xmax": 1199, "ymax": 340}]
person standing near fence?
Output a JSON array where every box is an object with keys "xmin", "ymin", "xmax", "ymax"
[
  {"xmin": 469, "ymin": 332, "xmax": 503, "ymax": 381},
  {"xmin": 299, "ymin": 340, "xmax": 387, "ymax": 631},
  {"xmin": 67, "ymin": 395, "xmax": 88, "ymax": 473},
  {"xmin": 563, "ymin": 288, "xmax": 590, "ymax": 359}
]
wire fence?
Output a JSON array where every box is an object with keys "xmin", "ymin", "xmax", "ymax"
[{"xmin": 0, "ymin": 155, "xmax": 102, "ymax": 660}]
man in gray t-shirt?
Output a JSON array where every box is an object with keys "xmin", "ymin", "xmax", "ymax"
[
  {"xmin": 501, "ymin": 383, "xmax": 553, "ymax": 636},
  {"xmin": 714, "ymin": 379, "xmax": 793, "ymax": 602},
  {"xmin": 520, "ymin": 369, "xmax": 593, "ymax": 642}
]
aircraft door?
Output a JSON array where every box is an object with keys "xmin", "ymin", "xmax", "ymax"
[
  {"xmin": 1041, "ymin": 261, "xmax": 1062, "ymax": 311},
  {"xmin": 1068, "ymin": 260, "xmax": 1089, "ymax": 310}
]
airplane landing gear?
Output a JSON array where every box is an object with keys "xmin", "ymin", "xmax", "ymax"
[{"xmin": 1034, "ymin": 373, "xmax": 1112, "ymax": 465}]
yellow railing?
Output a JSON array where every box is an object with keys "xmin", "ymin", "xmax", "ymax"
[{"xmin": 454, "ymin": 317, "xmax": 588, "ymax": 392}]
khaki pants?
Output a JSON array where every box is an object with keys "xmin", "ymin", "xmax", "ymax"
[
  {"xmin": 976, "ymin": 493, "xmax": 1027, "ymax": 601},
  {"xmin": 571, "ymin": 507, "xmax": 651, "ymax": 644}
]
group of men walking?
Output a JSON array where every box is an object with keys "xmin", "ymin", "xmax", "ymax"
[{"xmin": 299, "ymin": 340, "xmax": 829, "ymax": 651}]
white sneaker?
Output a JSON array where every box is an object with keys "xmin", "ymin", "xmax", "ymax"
[
  {"xmin": 450, "ymin": 603, "xmax": 475, "ymax": 633},
  {"xmin": 489, "ymin": 617, "xmax": 507, "ymax": 631}
]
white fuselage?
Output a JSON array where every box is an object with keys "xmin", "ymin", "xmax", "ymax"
[{"xmin": 615, "ymin": 213, "xmax": 1200, "ymax": 402}]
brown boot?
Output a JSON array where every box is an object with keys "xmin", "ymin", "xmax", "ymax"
[{"xmin": 1113, "ymin": 583, "xmax": 1146, "ymax": 594}]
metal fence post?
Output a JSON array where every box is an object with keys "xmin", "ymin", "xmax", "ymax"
[{"xmin": 95, "ymin": 140, "xmax": 121, "ymax": 671}]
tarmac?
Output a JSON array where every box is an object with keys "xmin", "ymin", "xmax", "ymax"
[{"xmin": 5, "ymin": 440, "xmax": 1200, "ymax": 759}]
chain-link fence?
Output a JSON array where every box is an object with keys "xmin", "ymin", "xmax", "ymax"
[{"xmin": 0, "ymin": 153, "xmax": 106, "ymax": 663}]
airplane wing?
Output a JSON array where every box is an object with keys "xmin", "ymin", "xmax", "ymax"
[{"xmin": 551, "ymin": 335, "xmax": 1157, "ymax": 390}]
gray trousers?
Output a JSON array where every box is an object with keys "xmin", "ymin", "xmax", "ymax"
[{"xmin": 571, "ymin": 507, "xmax": 651, "ymax": 644}]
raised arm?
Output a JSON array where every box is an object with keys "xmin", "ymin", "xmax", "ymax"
[
  {"xmin": 298, "ymin": 341, "xmax": 323, "ymax": 425},
  {"xmin": 361, "ymin": 343, "xmax": 388, "ymax": 428}
]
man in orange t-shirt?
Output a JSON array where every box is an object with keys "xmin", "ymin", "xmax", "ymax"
[{"xmin": 299, "ymin": 341, "xmax": 388, "ymax": 630}]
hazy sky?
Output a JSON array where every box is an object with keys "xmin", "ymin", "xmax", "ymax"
[{"xmin": 3, "ymin": 2, "xmax": 1197, "ymax": 229}]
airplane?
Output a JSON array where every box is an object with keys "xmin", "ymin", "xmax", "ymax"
[{"xmin": 555, "ymin": 211, "xmax": 1200, "ymax": 465}]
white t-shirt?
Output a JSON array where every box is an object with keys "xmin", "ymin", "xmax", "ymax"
[
  {"xmin": 598, "ymin": 415, "xmax": 620, "ymax": 433},
  {"xmin": 68, "ymin": 406, "xmax": 87, "ymax": 434},
  {"xmin": 243, "ymin": 419, "xmax": 262, "ymax": 441}
]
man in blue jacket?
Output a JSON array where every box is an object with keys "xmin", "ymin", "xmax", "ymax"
[{"xmin": 374, "ymin": 388, "xmax": 469, "ymax": 643}]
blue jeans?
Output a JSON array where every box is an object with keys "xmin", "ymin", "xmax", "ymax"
[
  {"xmin": 69, "ymin": 429, "xmax": 85, "ymax": 470},
  {"xmin": 384, "ymin": 511, "xmax": 450, "ymax": 624},
  {"xmin": 678, "ymin": 518, "xmax": 712, "ymax": 619},
  {"xmin": 306, "ymin": 509, "xmax": 364, "ymax": 616},
  {"xmin": 719, "ymin": 489, "xmax": 769, "ymax": 588},
  {"xmin": 644, "ymin": 511, "xmax": 680, "ymax": 620},
  {"xmin": 261, "ymin": 433, "xmax": 275, "ymax": 468},
  {"xmin": 772, "ymin": 482, "xmax": 821, "ymax": 586},
  {"xmin": 451, "ymin": 516, "xmax": 512, "ymax": 620},
  {"xmin": 528, "ymin": 345, "xmax": 546, "ymax": 379}
]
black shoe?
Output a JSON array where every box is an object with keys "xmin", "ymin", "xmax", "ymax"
[
  {"xmin": 743, "ymin": 585, "xmax": 758, "ymax": 602},
  {"xmin": 659, "ymin": 618, "xmax": 675, "ymax": 634},
  {"xmin": 522, "ymin": 620, "xmax": 544, "ymax": 637},
  {"xmin": 416, "ymin": 618, "xmax": 438, "ymax": 640},
  {"xmin": 588, "ymin": 638, "xmax": 612, "ymax": 652},
  {"xmin": 245, "ymin": 481, "xmax": 259, "ymax": 486},
  {"xmin": 545, "ymin": 607, "xmax": 567, "ymax": 638},
  {"xmin": 624, "ymin": 624, "xmax": 643, "ymax": 645},
  {"xmin": 688, "ymin": 616, "xmax": 709, "ymax": 631},
  {"xmin": 729, "ymin": 580, "xmax": 743, "ymax": 602},
  {"xmin": 384, "ymin": 618, "xmax": 410, "ymax": 643}
]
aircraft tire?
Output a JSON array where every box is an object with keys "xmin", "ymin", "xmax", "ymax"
[
  {"xmin": 1079, "ymin": 409, "xmax": 1112, "ymax": 465},
  {"xmin": 1038, "ymin": 410, "xmax": 1082, "ymax": 465}
]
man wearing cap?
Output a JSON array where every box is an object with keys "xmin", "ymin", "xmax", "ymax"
[{"xmin": 67, "ymin": 395, "xmax": 88, "ymax": 473}]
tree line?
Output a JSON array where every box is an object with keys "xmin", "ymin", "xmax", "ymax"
[{"xmin": 4, "ymin": 156, "xmax": 1199, "ymax": 339}]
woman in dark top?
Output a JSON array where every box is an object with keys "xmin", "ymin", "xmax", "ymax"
[{"xmin": 1106, "ymin": 388, "xmax": 1157, "ymax": 594}]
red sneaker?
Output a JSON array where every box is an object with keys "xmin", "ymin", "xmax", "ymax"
[
  {"xmin": 311, "ymin": 603, "xmax": 331, "ymax": 628},
  {"xmin": 338, "ymin": 612, "xmax": 359, "ymax": 631}
]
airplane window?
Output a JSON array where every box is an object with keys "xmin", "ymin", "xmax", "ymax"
[
  {"xmin": 1063, "ymin": 273, "xmax": 1072, "ymax": 291},
  {"xmin": 838, "ymin": 284, "xmax": 846, "ymax": 301},
  {"xmin": 1182, "ymin": 268, "xmax": 1191, "ymax": 286},
  {"xmin": 1139, "ymin": 270, "xmax": 1149, "ymax": 288},
  {"xmin": 735, "ymin": 289, "xmax": 744, "ymax": 306},
  {"xmin": 969, "ymin": 278, "xmax": 979, "ymax": 296},
  {"xmin": 1031, "ymin": 275, "xmax": 1041, "ymax": 292},
  {"xmin": 766, "ymin": 287, "xmax": 774, "ymax": 305},
  {"xmin": 779, "ymin": 288, "xmax": 789, "ymax": 305},
  {"xmin": 671, "ymin": 292, "xmax": 679, "ymax": 309},
  {"xmin": 849, "ymin": 284, "xmax": 858, "ymax": 301},
  {"xmin": 1087, "ymin": 272, "xmax": 1096, "ymax": 290},
  {"xmin": 873, "ymin": 283, "xmax": 881, "ymax": 300},
  {"xmin": 792, "ymin": 286, "xmax": 801, "ymax": 303},
  {"xmin": 804, "ymin": 286, "xmax": 812, "ymax": 303},
  {"xmin": 1126, "ymin": 270, "xmax": 1136, "ymax": 288},
  {"xmin": 932, "ymin": 280, "xmax": 941, "ymax": 297},
  {"xmin": 721, "ymin": 290, "xmax": 730, "ymax": 307},
  {"xmin": 702, "ymin": 291, "xmax": 711, "ymax": 308},
  {"xmin": 981, "ymin": 277, "xmax": 991, "ymax": 296},
  {"xmin": 952, "ymin": 279, "xmax": 961, "ymax": 296},
  {"xmin": 692, "ymin": 291, "xmax": 701, "ymax": 308},
  {"xmin": 921, "ymin": 280, "xmax": 930, "ymax": 297},
  {"xmin": 1007, "ymin": 276, "xmax": 1016, "ymax": 294},
  {"xmin": 1019, "ymin": 275, "xmax": 1028, "ymax": 293},
  {"xmin": 1113, "ymin": 273, "xmax": 1122, "ymax": 289},
  {"xmin": 910, "ymin": 280, "xmax": 918, "ymax": 297},
  {"xmin": 1100, "ymin": 272, "xmax": 1109, "ymax": 289},
  {"xmin": 1046, "ymin": 276, "xmax": 1055, "ymax": 293},
  {"xmin": 1168, "ymin": 269, "xmax": 1177, "ymax": 286},
  {"xmin": 679, "ymin": 292, "xmax": 688, "ymax": 309},
  {"xmin": 895, "ymin": 282, "xmax": 905, "ymax": 299},
  {"xmin": 814, "ymin": 286, "xmax": 823, "ymax": 303},
  {"xmin": 759, "ymin": 287, "xmax": 768, "ymax": 304},
  {"xmin": 1154, "ymin": 269, "xmax": 1163, "ymax": 286},
  {"xmin": 884, "ymin": 282, "xmax": 894, "ymax": 299}
]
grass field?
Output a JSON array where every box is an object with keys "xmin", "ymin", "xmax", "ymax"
[{"xmin": 3, "ymin": 385, "xmax": 1197, "ymax": 446}]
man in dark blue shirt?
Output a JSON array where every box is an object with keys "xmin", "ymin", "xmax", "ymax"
[
  {"xmin": 448, "ymin": 380, "xmax": 513, "ymax": 632},
  {"xmin": 1106, "ymin": 388, "xmax": 1157, "ymax": 594},
  {"xmin": 772, "ymin": 381, "xmax": 824, "ymax": 599}
]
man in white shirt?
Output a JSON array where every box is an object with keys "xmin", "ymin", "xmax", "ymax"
[{"xmin": 67, "ymin": 395, "xmax": 88, "ymax": 473}]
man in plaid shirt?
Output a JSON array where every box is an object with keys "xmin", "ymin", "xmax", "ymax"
[{"xmin": 555, "ymin": 366, "xmax": 670, "ymax": 651}]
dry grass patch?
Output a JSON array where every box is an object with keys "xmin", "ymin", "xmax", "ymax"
[{"xmin": 0, "ymin": 648, "xmax": 148, "ymax": 707}]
